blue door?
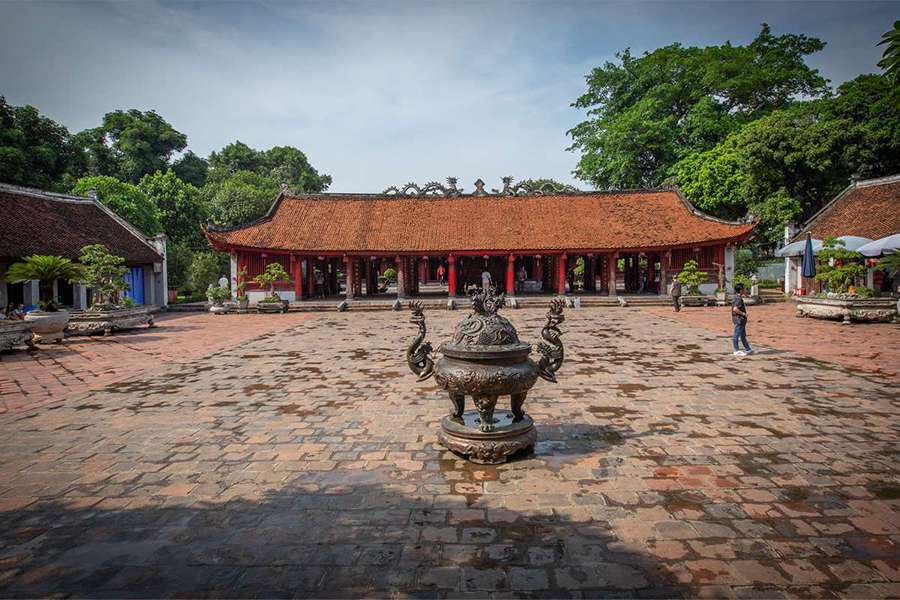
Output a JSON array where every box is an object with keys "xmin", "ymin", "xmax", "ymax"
[{"xmin": 124, "ymin": 267, "xmax": 145, "ymax": 305}]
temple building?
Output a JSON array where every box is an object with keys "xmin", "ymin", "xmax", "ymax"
[
  {"xmin": 0, "ymin": 183, "xmax": 168, "ymax": 310},
  {"xmin": 204, "ymin": 178, "xmax": 757, "ymax": 303}
]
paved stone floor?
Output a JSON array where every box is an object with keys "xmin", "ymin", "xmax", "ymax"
[
  {"xmin": 646, "ymin": 302, "xmax": 900, "ymax": 381},
  {"xmin": 0, "ymin": 306, "xmax": 897, "ymax": 598}
]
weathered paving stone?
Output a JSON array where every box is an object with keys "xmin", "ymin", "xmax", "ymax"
[{"xmin": 0, "ymin": 306, "xmax": 896, "ymax": 597}]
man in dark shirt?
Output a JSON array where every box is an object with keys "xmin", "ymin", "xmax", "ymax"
[
  {"xmin": 731, "ymin": 283, "xmax": 754, "ymax": 356},
  {"xmin": 670, "ymin": 275, "xmax": 682, "ymax": 312}
]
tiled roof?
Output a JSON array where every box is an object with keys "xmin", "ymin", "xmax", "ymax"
[
  {"xmin": 205, "ymin": 189, "xmax": 756, "ymax": 254},
  {"xmin": 0, "ymin": 184, "xmax": 163, "ymax": 264},
  {"xmin": 795, "ymin": 175, "xmax": 900, "ymax": 242}
]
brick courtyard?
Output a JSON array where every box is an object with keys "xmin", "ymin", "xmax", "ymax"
[{"xmin": 0, "ymin": 305, "xmax": 898, "ymax": 597}]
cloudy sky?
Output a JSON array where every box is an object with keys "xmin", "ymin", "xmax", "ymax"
[{"xmin": 0, "ymin": 1, "xmax": 895, "ymax": 192}]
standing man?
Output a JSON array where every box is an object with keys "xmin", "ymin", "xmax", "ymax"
[
  {"xmin": 437, "ymin": 263, "xmax": 446, "ymax": 286},
  {"xmin": 481, "ymin": 267, "xmax": 493, "ymax": 292},
  {"xmin": 517, "ymin": 264, "xmax": 527, "ymax": 293},
  {"xmin": 731, "ymin": 283, "xmax": 754, "ymax": 356},
  {"xmin": 669, "ymin": 274, "xmax": 682, "ymax": 312}
]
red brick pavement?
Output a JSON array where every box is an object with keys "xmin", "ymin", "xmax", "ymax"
[
  {"xmin": 646, "ymin": 301, "xmax": 900, "ymax": 380},
  {"xmin": 0, "ymin": 311, "xmax": 313, "ymax": 413}
]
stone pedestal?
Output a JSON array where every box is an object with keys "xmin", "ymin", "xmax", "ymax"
[{"xmin": 439, "ymin": 412, "xmax": 536, "ymax": 464}]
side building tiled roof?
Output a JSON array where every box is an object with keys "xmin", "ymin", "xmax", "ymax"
[
  {"xmin": 0, "ymin": 184, "xmax": 163, "ymax": 264},
  {"xmin": 205, "ymin": 188, "xmax": 756, "ymax": 254},
  {"xmin": 794, "ymin": 174, "xmax": 900, "ymax": 242}
]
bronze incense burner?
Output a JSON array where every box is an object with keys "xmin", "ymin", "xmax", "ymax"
[{"xmin": 406, "ymin": 288, "xmax": 565, "ymax": 464}]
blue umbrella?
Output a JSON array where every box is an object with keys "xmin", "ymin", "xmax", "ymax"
[{"xmin": 801, "ymin": 232, "xmax": 817, "ymax": 278}]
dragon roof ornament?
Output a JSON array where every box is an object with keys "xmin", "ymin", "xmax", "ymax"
[{"xmin": 382, "ymin": 177, "xmax": 579, "ymax": 197}]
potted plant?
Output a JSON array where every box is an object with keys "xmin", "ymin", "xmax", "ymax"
[
  {"xmin": 207, "ymin": 285, "xmax": 232, "ymax": 314},
  {"xmin": 6, "ymin": 255, "xmax": 85, "ymax": 343},
  {"xmin": 66, "ymin": 245, "xmax": 155, "ymax": 336},
  {"xmin": 676, "ymin": 260, "xmax": 710, "ymax": 306},
  {"xmin": 254, "ymin": 263, "xmax": 291, "ymax": 313},
  {"xmin": 235, "ymin": 267, "xmax": 249, "ymax": 310}
]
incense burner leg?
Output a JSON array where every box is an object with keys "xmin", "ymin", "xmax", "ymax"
[
  {"xmin": 473, "ymin": 395, "xmax": 498, "ymax": 432},
  {"xmin": 510, "ymin": 392, "xmax": 527, "ymax": 422},
  {"xmin": 448, "ymin": 391, "xmax": 465, "ymax": 422}
]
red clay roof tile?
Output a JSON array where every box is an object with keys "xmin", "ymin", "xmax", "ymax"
[
  {"xmin": 796, "ymin": 176, "xmax": 900, "ymax": 242},
  {"xmin": 206, "ymin": 190, "xmax": 756, "ymax": 254}
]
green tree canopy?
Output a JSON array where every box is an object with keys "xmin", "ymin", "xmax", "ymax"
[
  {"xmin": 207, "ymin": 141, "xmax": 332, "ymax": 192},
  {"xmin": 138, "ymin": 170, "xmax": 206, "ymax": 248},
  {"xmin": 75, "ymin": 109, "xmax": 187, "ymax": 183},
  {"xmin": 200, "ymin": 170, "xmax": 279, "ymax": 228},
  {"xmin": 0, "ymin": 97, "xmax": 82, "ymax": 191},
  {"xmin": 569, "ymin": 24, "xmax": 828, "ymax": 189},
  {"xmin": 670, "ymin": 73, "xmax": 899, "ymax": 245},
  {"xmin": 171, "ymin": 150, "xmax": 209, "ymax": 187},
  {"xmin": 71, "ymin": 175, "xmax": 163, "ymax": 236}
]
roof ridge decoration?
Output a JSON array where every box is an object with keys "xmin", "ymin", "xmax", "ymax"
[{"xmin": 382, "ymin": 177, "xmax": 579, "ymax": 198}]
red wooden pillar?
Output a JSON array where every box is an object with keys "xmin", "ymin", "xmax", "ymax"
[
  {"xmin": 608, "ymin": 252, "xmax": 618, "ymax": 296},
  {"xmin": 292, "ymin": 255, "xmax": 302, "ymax": 299},
  {"xmin": 506, "ymin": 254, "xmax": 516, "ymax": 295},
  {"xmin": 418, "ymin": 258, "xmax": 428, "ymax": 284},
  {"xmin": 534, "ymin": 256, "xmax": 543, "ymax": 284},
  {"xmin": 448, "ymin": 255, "xmax": 457, "ymax": 296},
  {"xmin": 646, "ymin": 254, "xmax": 655, "ymax": 294},
  {"xmin": 306, "ymin": 257, "xmax": 315, "ymax": 299},
  {"xmin": 557, "ymin": 254, "xmax": 567, "ymax": 295},
  {"xmin": 660, "ymin": 251, "xmax": 668, "ymax": 296}
]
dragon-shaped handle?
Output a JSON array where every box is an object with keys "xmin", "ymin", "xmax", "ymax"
[
  {"xmin": 537, "ymin": 298, "xmax": 565, "ymax": 383},
  {"xmin": 406, "ymin": 301, "xmax": 435, "ymax": 382}
]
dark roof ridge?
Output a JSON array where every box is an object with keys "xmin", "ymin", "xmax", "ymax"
[
  {"xmin": 280, "ymin": 187, "xmax": 672, "ymax": 200},
  {"xmin": 854, "ymin": 173, "xmax": 900, "ymax": 188},
  {"xmin": 0, "ymin": 182, "xmax": 163, "ymax": 259}
]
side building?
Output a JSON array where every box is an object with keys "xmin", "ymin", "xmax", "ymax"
[
  {"xmin": 204, "ymin": 179, "xmax": 756, "ymax": 302},
  {"xmin": 0, "ymin": 183, "xmax": 168, "ymax": 310},
  {"xmin": 784, "ymin": 174, "xmax": 900, "ymax": 294}
]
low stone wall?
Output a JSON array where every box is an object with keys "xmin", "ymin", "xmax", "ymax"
[
  {"xmin": 796, "ymin": 296, "xmax": 898, "ymax": 324},
  {"xmin": 66, "ymin": 307, "xmax": 155, "ymax": 336}
]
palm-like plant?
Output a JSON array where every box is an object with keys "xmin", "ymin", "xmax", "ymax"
[
  {"xmin": 878, "ymin": 20, "xmax": 900, "ymax": 80},
  {"xmin": 876, "ymin": 252, "xmax": 900, "ymax": 277},
  {"xmin": 6, "ymin": 255, "xmax": 86, "ymax": 312}
]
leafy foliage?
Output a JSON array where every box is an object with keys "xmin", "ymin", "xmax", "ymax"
[
  {"xmin": 878, "ymin": 20, "xmax": 900, "ymax": 80},
  {"xmin": 206, "ymin": 285, "xmax": 232, "ymax": 306},
  {"xmin": 75, "ymin": 110, "xmax": 187, "ymax": 183},
  {"xmin": 188, "ymin": 252, "xmax": 226, "ymax": 294},
  {"xmin": 815, "ymin": 237, "xmax": 867, "ymax": 293},
  {"xmin": 0, "ymin": 97, "xmax": 82, "ymax": 191},
  {"xmin": 676, "ymin": 259, "xmax": 708, "ymax": 295},
  {"xmin": 138, "ymin": 170, "xmax": 206, "ymax": 248},
  {"xmin": 6, "ymin": 255, "xmax": 85, "ymax": 311},
  {"xmin": 876, "ymin": 252, "xmax": 900, "ymax": 276},
  {"xmin": 165, "ymin": 242, "xmax": 193, "ymax": 291},
  {"xmin": 71, "ymin": 176, "xmax": 163, "ymax": 236},
  {"xmin": 171, "ymin": 151, "xmax": 209, "ymax": 187},
  {"xmin": 569, "ymin": 24, "xmax": 827, "ymax": 189},
  {"xmin": 79, "ymin": 244, "xmax": 129, "ymax": 307},
  {"xmin": 201, "ymin": 170, "xmax": 280, "ymax": 228}
]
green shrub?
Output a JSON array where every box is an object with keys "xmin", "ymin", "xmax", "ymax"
[
  {"xmin": 382, "ymin": 267, "xmax": 397, "ymax": 284},
  {"xmin": 254, "ymin": 263, "xmax": 291, "ymax": 297},
  {"xmin": 815, "ymin": 237, "xmax": 866, "ymax": 293},
  {"xmin": 6, "ymin": 255, "xmax": 86, "ymax": 311}
]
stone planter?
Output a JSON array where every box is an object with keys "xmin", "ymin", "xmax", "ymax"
[
  {"xmin": 66, "ymin": 307, "xmax": 154, "ymax": 336},
  {"xmin": 0, "ymin": 321, "xmax": 35, "ymax": 351},
  {"xmin": 796, "ymin": 296, "xmax": 898, "ymax": 324},
  {"xmin": 680, "ymin": 295, "xmax": 714, "ymax": 307},
  {"xmin": 257, "ymin": 300, "xmax": 288, "ymax": 314},
  {"xmin": 209, "ymin": 303, "xmax": 229, "ymax": 314},
  {"xmin": 25, "ymin": 310, "xmax": 70, "ymax": 343},
  {"xmin": 715, "ymin": 291, "xmax": 727, "ymax": 306}
]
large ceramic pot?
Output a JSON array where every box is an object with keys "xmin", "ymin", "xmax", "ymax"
[
  {"xmin": 0, "ymin": 321, "xmax": 35, "ymax": 351},
  {"xmin": 67, "ymin": 307, "xmax": 155, "ymax": 336},
  {"xmin": 24, "ymin": 310, "xmax": 70, "ymax": 343},
  {"xmin": 796, "ymin": 296, "xmax": 898, "ymax": 324},
  {"xmin": 405, "ymin": 289, "xmax": 566, "ymax": 464}
]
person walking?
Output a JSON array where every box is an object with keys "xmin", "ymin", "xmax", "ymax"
[
  {"xmin": 669, "ymin": 275, "xmax": 682, "ymax": 312},
  {"xmin": 731, "ymin": 283, "xmax": 754, "ymax": 356},
  {"xmin": 437, "ymin": 263, "xmax": 446, "ymax": 286},
  {"xmin": 516, "ymin": 265, "xmax": 527, "ymax": 293}
]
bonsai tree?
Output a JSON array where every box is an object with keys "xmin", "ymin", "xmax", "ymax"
[
  {"xmin": 6, "ymin": 255, "xmax": 85, "ymax": 312},
  {"xmin": 677, "ymin": 259, "xmax": 708, "ymax": 295},
  {"xmin": 815, "ymin": 237, "xmax": 867, "ymax": 294},
  {"xmin": 254, "ymin": 262, "xmax": 291, "ymax": 301},
  {"xmin": 79, "ymin": 244, "xmax": 130, "ymax": 308}
]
